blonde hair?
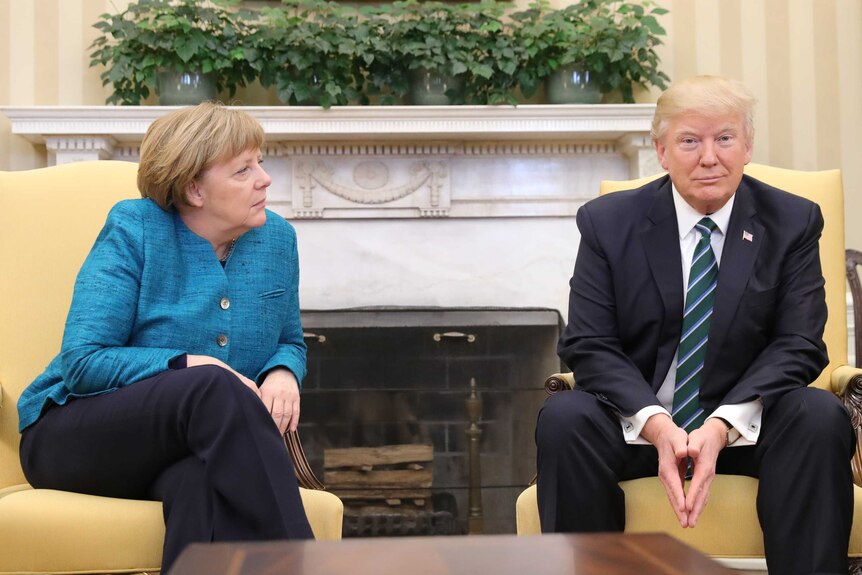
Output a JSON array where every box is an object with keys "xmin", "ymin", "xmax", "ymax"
[
  {"xmin": 137, "ymin": 102, "xmax": 265, "ymax": 210},
  {"xmin": 651, "ymin": 75, "xmax": 756, "ymax": 143}
]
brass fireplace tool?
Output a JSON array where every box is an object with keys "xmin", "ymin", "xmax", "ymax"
[{"xmin": 466, "ymin": 377, "xmax": 483, "ymax": 534}]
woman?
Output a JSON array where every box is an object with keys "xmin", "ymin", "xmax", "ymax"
[{"xmin": 16, "ymin": 102, "xmax": 313, "ymax": 571}]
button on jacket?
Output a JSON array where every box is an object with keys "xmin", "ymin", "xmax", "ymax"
[{"xmin": 18, "ymin": 198, "xmax": 306, "ymax": 431}]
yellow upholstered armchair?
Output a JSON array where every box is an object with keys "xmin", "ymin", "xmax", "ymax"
[
  {"xmin": 0, "ymin": 161, "xmax": 343, "ymax": 575},
  {"xmin": 516, "ymin": 164, "xmax": 862, "ymax": 570}
]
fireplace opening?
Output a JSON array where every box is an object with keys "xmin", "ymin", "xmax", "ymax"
[{"xmin": 298, "ymin": 307, "xmax": 563, "ymax": 536}]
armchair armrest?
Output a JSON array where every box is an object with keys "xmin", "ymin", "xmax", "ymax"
[
  {"xmin": 529, "ymin": 373, "xmax": 576, "ymax": 486},
  {"xmin": 284, "ymin": 431, "xmax": 326, "ymax": 490},
  {"xmin": 544, "ymin": 372, "xmax": 575, "ymax": 395},
  {"xmin": 830, "ymin": 365, "xmax": 862, "ymax": 487}
]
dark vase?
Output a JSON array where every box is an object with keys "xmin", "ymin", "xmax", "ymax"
[
  {"xmin": 544, "ymin": 65, "xmax": 601, "ymax": 104},
  {"xmin": 156, "ymin": 70, "xmax": 217, "ymax": 106},
  {"xmin": 408, "ymin": 68, "xmax": 465, "ymax": 106}
]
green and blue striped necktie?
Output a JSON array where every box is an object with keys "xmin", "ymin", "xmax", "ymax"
[{"xmin": 672, "ymin": 217, "xmax": 718, "ymax": 432}]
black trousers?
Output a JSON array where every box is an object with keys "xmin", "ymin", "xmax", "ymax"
[
  {"xmin": 535, "ymin": 386, "xmax": 856, "ymax": 575},
  {"xmin": 20, "ymin": 365, "xmax": 313, "ymax": 573}
]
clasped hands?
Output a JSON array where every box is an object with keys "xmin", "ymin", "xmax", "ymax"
[
  {"xmin": 642, "ymin": 413, "xmax": 729, "ymax": 529},
  {"xmin": 186, "ymin": 355, "xmax": 300, "ymax": 435}
]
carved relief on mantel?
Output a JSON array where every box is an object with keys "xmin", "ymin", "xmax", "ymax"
[
  {"xmin": 288, "ymin": 144, "xmax": 452, "ymax": 219},
  {"xmin": 44, "ymin": 136, "xmax": 116, "ymax": 164},
  {"xmin": 269, "ymin": 140, "xmax": 626, "ymax": 219}
]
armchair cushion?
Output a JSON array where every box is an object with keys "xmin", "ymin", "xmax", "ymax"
[
  {"xmin": 516, "ymin": 481, "xmax": 862, "ymax": 558},
  {"xmin": 0, "ymin": 484, "xmax": 343, "ymax": 575}
]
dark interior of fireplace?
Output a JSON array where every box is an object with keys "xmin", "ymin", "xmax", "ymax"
[{"xmin": 297, "ymin": 307, "xmax": 564, "ymax": 537}]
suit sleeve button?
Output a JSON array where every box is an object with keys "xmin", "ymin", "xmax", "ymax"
[
  {"xmin": 217, "ymin": 334, "xmax": 228, "ymax": 347},
  {"xmin": 220, "ymin": 297, "xmax": 230, "ymax": 310}
]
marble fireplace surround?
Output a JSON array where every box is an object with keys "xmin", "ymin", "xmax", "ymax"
[{"xmin": 1, "ymin": 104, "xmax": 661, "ymax": 317}]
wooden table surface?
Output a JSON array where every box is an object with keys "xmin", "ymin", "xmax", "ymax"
[{"xmin": 169, "ymin": 532, "xmax": 736, "ymax": 575}]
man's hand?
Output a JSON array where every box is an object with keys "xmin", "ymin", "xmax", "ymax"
[
  {"xmin": 642, "ymin": 413, "xmax": 691, "ymax": 527},
  {"xmin": 259, "ymin": 368, "xmax": 301, "ymax": 434},
  {"xmin": 684, "ymin": 418, "xmax": 727, "ymax": 527}
]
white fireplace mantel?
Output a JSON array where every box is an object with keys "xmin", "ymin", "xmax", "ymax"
[
  {"xmin": 2, "ymin": 104, "xmax": 655, "ymax": 142},
  {"xmin": 1, "ymin": 104, "xmax": 662, "ymax": 314},
  {"xmin": 1, "ymin": 104, "xmax": 657, "ymax": 167},
  {"xmin": 1, "ymin": 104, "xmax": 660, "ymax": 220}
]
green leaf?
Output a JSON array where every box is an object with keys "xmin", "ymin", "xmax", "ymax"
[
  {"xmin": 451, "ymin": 61, "xmax": 468, "ymax": 75},
  {"xmin": 175, "ymin": 42, "xmax": 196, "ymax": 63}
]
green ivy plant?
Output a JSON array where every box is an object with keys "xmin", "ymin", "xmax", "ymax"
[
  {"xmin": 353, "ymin": 4, "xmax": 410, "ymax": 106},
  {"xmin": 89, "ymin": 0, "xmax": 258, "ymax": 105},
  {"xmin": 88, "ymin": 0, "xmax": 670, "ymax": 107},
  {"xmin": 367, "ymin": 0, "xmax": 510, "ymax": 105},
  {"xmin": 254, "ymin": 0, "xmax": 372, "ymax": 107},
  {"xmin": 464, "ymin": 10, "xmax": 528, "ymax": 106},
  {"xmin": 511, "ymin": 0, "xmax": 670, "ymax": 102}
]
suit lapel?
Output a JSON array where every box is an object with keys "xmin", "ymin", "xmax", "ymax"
[
  {"xmin": 642, "ymin": 178, "xmax": 685, "ymax": 388},
  {"xmin": 705, "ymin": 180, "xmax": 764, "ymax": 377}
]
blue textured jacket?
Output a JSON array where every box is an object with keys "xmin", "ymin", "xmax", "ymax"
[{"xmin": 18, "ymin": 198, "xmax": 307, "ymax": 431}]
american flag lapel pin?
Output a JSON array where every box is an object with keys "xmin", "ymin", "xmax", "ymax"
[{"xmin": 742, "ymin": 230, "xmax": 754, "ymax": 242}]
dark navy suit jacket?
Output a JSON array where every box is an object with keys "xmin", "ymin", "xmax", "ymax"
[{"xmin": 557, "ymin": 173, "xmax": 829, "ymax": 418}]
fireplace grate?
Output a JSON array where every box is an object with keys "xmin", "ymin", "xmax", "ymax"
[{"xmin": 343, "ymin": 511, "xmax": 459, "ymax": 537}]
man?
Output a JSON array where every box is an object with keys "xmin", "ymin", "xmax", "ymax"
[{"xmin": 536, "ymin": 75, "xmax": 855, "ymax": 575}]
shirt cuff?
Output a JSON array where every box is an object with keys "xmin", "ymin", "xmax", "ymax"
[
  {"xmin": 620, "ymin": 405, "xmax": 670, "ymax": 445},
  {"xmin": 707, "ymin": 400, "xmax": 763, "ymax": 445}
]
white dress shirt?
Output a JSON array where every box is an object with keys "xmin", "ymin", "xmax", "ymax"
[{"xmin": 619, "ymin": 187, "xmax": 762, "ymax": 445}]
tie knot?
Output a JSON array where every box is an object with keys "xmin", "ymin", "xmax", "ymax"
[{"xmin": 695, "ymin": 217, "xmax": 717, "ymax": 238}]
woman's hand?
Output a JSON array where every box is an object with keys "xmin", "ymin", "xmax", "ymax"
[
  {"xmin": 259, "ymin": 368, "xmax": 301, "ymax": 434},
  {"xmin": 185, "ymin": 356, "xmax": 299, "ymax": 433},
  {"xmin": 185, "ymin": 354, "xmax": 261, "ymax": 398}
]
